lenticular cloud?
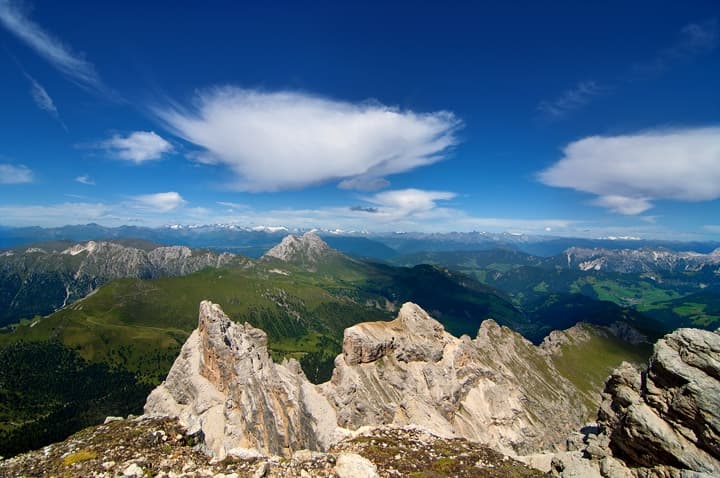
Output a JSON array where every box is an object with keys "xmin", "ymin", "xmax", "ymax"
[
  {"xmin": 156, "ymin": 88, "xmax": 461, "ymax": 192},
  {"xmin": 539, "ymin": 127, "xmax": 720, "ymax": 214}
]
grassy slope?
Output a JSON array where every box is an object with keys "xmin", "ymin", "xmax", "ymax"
[
  {"xmin": 549, "ymin": 329, "xmax": 652, "ymax": 412},
  {"xmin": 1, "ymin": 264, "xmax": 389, "ymax": 382}
]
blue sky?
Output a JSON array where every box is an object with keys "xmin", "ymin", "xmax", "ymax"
[{"xmin": 0, "ymin": 0, "xmax": 719, "ymax": 239}]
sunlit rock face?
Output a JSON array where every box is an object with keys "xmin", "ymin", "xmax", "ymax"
[
  {"xmin": 146, "ymin": 300, "xmax": 589, "ymax": 458},
  {"xmin": 597, "ymin": 328, "xmax": 720, "ymax": 475}
]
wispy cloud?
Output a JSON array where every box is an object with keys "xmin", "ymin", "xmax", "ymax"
[
  {"xmin": 0, "ymin": 193, "xmax": 188, "ymax": 226},
  {"xmin": 537, "ymin": 81, "xmax": 605, "ymax": 119},
  {"xmin": 99, "ymin": 131, "xmax": 173, "ymax": 163},
  {"xmin": 591, "ymin": 195, "xmax": 653, "ymax": 215},
  {"xmin": 0, "ymin": 202, "xmax": 110, "ymax": 225},
  {"xmin": 0, "ymin": 197, "xmax": 578, "ymax": 234},
  {"xmin": 0, "ymin": 0, "xmax": 111, "ymax": 96},
  {"xmin": 0, "ymin": 163, "xmax": 33, "ymax": 184},
  {"xmin": 631, "ymin": 19, "xmax": 718, "ymax": 77},
  {"xmin": 538, "ymin": 19, "xmax": 718, "ymax": 119},
  {"xmin": 130, "ymin": 191, "xmax": 186, "ymax": 212},
  {"xmin": 25, "ymin": 73, "xmax": 55, "ymax": 113},
  {"xmin": 217, "ymin": 201, "xmax": 249, "ymax": 210},
  {"xmin": 23, "ymin": 72, "xmax": 68, "ymax": 130},
  {"xmin": 538, "ymin": 127, "xmax": 720, "ymax": 214},
  {"xmin": 155, "ymin": 88, "xmax": 461, "ymax": 192},
  {"xmin": 75, "ymin": 175, "xmax": 95, "ymax": 185}
]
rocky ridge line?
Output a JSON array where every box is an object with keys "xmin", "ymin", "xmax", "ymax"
[
  {"xmin": 145, "ymin": 300, "xmax": 590, "ymax": 459},
  {"xmin": 0, "ymin": 240, "xmax": 247, "ymax": 322},
  {"xmin": 563, "ymin": 246, "xmax": 720, "ymax": 274}
]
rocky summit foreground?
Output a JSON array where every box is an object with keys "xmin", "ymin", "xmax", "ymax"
[
  {"xmin": 0, "ymin": 416, "xmax": 546, "ymax": 477},
  {"xmin": 544, "ymin": 326, "xmax": 720, "ymax": 477},
  {"xmin": 145, "ymin": 300, "xmax": 589, "ymax": 459}
]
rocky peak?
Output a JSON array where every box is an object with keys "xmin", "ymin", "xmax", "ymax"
[
  {"xmin": 146, "ymin": 300, "xmax": 590, "ymax": 459},
  {"xmin": 61, "ymin": 240, "xmax": 100, "ymax": 255},
  {"xmin": 145, "ymin": 300, "xmax": 330, "ymax": 458},
  {"xmin": 262, "ymin": 232, "xmax": 333, "ymax": 263},
  {"xmin": 341, "ymin": 302, "xmax": 451, "ymax": 365}
]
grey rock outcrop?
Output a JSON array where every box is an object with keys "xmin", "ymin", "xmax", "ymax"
[
  {"xmin": 146, "ymin": 300, "xmax": 589, "ymax": 459},
  {"xmin": 550, "ymin": 327, "xmax": 720, "ymax": 477},
  {"xmin": 326, "ymin": 303, "xmax": 589, "ymax": 455},
  {"xmin": 144, "ymin": 301, "xmax": 344, "ymax": 458},
  {"xmin": 597, "ymin": 328, "xmax": 720, "ymax": 475}
]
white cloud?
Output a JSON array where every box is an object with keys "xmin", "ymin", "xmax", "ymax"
[
  {"xmin": 538, "ymin": 81, "xmax": 604, "ymax": 119},
  {"xmin": 0, "ymin": 0, "xmax": 109, "ymax": 95},
  {"xmin": 591, "ymin": 195, "xmax": 653, "ymax": 215},
  {"xmin": 0, "ymin": 197, "xmax": 582, "ymax": 234},
  {"xmin": 102, "ymin": 131, "xmax": 173, "ymax": 163},
  {"xmin": 75, "ymin": 175, "xmax": 95, "ymax": 185},
  {"xmin": 131, "ymin": 192, "xmax": 186, "ymax": 212},
  {"xmin": 0, "ymin": 194, "xmax": 186, "ymax": 227},
  {"xmin": 156, "ymin": 88, "xmax": 461, "ymax": 192},
  {"xmin": 539, "ymin": 127, "xmax": 720, "ymax": 214},
  {"xmin": 366, "ymin": 188, "xmax": 456, "ymax": 216},
  {"xmin": 0, "ymin": 163, "xmax": 33, "ymax": 184}
]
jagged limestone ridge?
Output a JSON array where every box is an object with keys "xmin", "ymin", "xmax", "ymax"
[{"xmin": 145, "ymin": 300, "xmax": 589, "ymax": 459}]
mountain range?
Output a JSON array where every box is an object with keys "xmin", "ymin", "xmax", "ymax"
[
  {"xmin": 0, "ymin": 240, "xmax": 246, "ymax": 326},
  {"xmin": 1, "ymin": 230, "xmax": 719, "ymax": 462},
  {"xmin": 3, "ymin": 223, "xmax": 719, "ymax": 258},
  {"xmin": 0, "ymin": 232, "xmax": 658, "ymax": 458}
]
